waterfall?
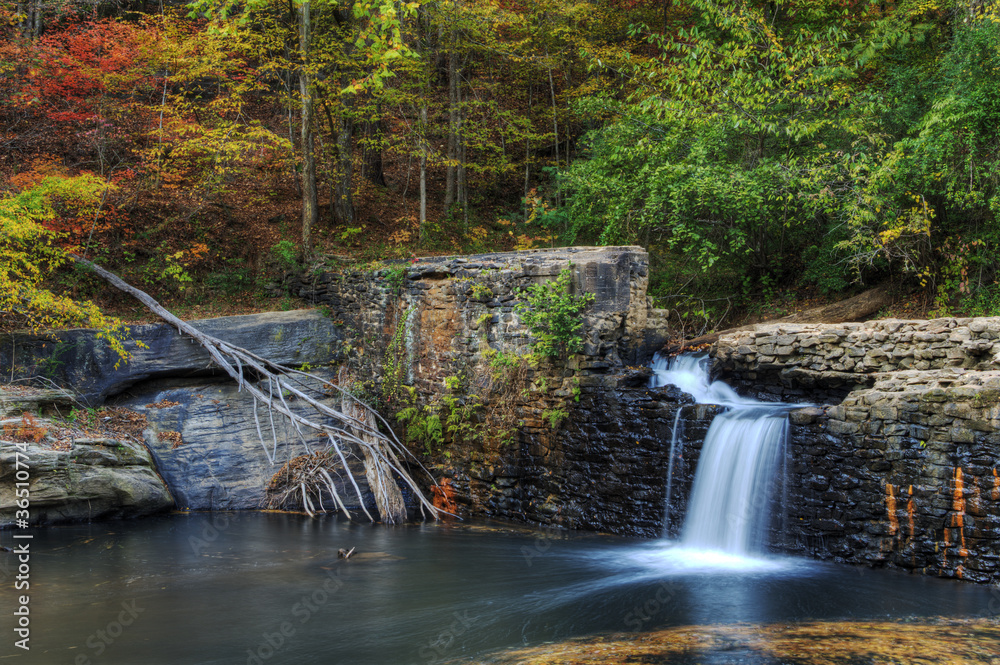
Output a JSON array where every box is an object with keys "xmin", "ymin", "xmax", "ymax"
[{"xmin": 651, "ymin": 353, "xmax": 792, "ymax": 556}]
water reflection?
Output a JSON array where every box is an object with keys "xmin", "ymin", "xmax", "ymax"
[{"xmin": 0, "ymin": 513, "xmax": 995, "ymax": 664}]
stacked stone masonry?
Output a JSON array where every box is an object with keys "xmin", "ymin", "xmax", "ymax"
[
  {"xmin": 715, "ymin": 318, "xmax": 1000, "ymax": 400},
  {"xmin": 286, "ymin": 247, "xmax": 680, "ymax": 536},
  {"xmin": 709, "ymin": 317, "xmax": 1000, "ymax": 583}
]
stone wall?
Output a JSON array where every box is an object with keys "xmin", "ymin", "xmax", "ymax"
[
  {"xmin": 286, "ymin": 246, "xmax": 687, "ymax": 535},
  {"xmin": 703, "ymin": 318, "xmax": 1000, "ymax": 583},
  {"xmin": 715, "ymin": 318, "xmax": 1000, "ymax": 401},
  {"xmin": 779, "ymin": 371, "xmax": 1000, "ymax": 584}
]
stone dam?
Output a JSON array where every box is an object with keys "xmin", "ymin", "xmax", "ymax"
[{"xmin": 3, "ymin": 246, "xmax": 1000, "ymax": 584}]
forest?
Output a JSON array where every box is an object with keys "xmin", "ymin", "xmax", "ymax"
[{"xmin": 3, "ymin": 0, "xmax": 1000, "ymax": 341}]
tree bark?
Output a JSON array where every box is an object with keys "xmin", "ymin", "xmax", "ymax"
[
  {"xmin": 31, "ymin": 0, "xmax": 41, "ymax": 39},
  {"xmin": 457, "ymin": 76, "xmax": 467, "ymax": 231},
  {"xmin": 334, "ymin": 99, "xmax": 355, "ymax": 226},
  {"xmin": 546, "ymin": 52, "xmax": 560, "ymax": 207},
  {"xmin": 444, "ymin": 38, "xmax": 458, "ymax": 209},
  {"xmin": 524, "ymin": 83, "xmax": 532, "ymax": 221},
  {"xmin": 419, "ymin": 103, "xmax": 428, "ymax": 241},
  {"xmin": 299, "ymin": 1, "xmax": 319, "ymax": 256},
  {"xmin": 16, "ymin": 0, "xmax": 26, "ymax": 37},
  {"xmin": 361, "ymin": 108, "xmax": 387, "ymax": 187}
]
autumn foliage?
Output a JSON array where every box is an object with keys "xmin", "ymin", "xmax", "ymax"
[{"xmin": 4, "ymin": 0, "xmax": 1000, "ymax": 336}]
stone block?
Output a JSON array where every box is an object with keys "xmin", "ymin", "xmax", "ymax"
[
  {"xmin": 950, "ymin": 427, "xmax": 977, "ymax": 444},
  {"xmin": 827, "ymin": 419, "xmax": 860, "ymax": 435}
]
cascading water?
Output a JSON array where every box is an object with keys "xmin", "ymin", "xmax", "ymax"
[{"xmin": 651, "ymin": 353, "xmax": 793, "ymax": 557}]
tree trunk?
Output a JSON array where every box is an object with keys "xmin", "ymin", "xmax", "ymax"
[
  {"xmin": 361, "ymin": 109, "xmax": 387, "ymax": 187},
  {"xmin": 547, "ymin": 54, "xmax": 560, "ymax": 207},
  {"xmin": 316, "ymin": 132, "xmax": 336, "ymax": 219},
  {"xmin": 524, "ymin": 84, "xmax": 532, "ymax": 221},
  {"xmin": 299, "ymin": 1, "xmax": 318, "ymax": 257},
  {"xmin": 16, "ymin": 0, "xmax": 26, "ymax": 37},
  {"xmin": 285, "ymin": 67, "xmax": 301, "ymax": 196},
  {"xmin": 31, "ymin": 0, "xmax": 41, "ymax": 38},
  {"xmin": 154, "ymin": 67, "xmax": 169, "ymax": 189},
  {"xmin": 419, "ymin": 103, "xmax": 428, "ymax": 241},
  {"xmin": 444, "ymin": 38, "xmax": 458, "ymax": 209},
  {"xmin": 457, "ymin": 75, "xmax": 468, "ymax": 231},
  {"xmin": 334, "ymin": 98, "xmax": 355, "ymax": 226}
]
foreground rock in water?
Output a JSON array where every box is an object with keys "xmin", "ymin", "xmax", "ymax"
[
  {"xmin": 0, "ymin": 401, "xmax": 173, "ymax": 526},
  {"xmin": 470, "ymin": 619, "xmax": 1000, "ymax": 665}
]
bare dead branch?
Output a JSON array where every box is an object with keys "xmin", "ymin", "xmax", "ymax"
[{"xmin": 71, "ymin": 254, "xmax": 442, "ymax": 522}]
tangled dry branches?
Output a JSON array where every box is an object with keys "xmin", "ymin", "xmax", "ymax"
[{"xmin": 74, "ymin": 254, "xmax": 441, "ymax": 522}]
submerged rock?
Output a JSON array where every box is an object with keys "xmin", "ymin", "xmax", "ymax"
[{"xmin": 471, "ymin": 619, "xmax": 1000, "ymax": 665}]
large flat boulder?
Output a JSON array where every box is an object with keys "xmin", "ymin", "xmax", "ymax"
[
  {"xmin": 115, "ymin": 375, "xmax": 376, "ymax": 513},
  {"xmin": 1, "ymin": 309, "xmax": 343, "ymax": 403},
  {"xmin": 0, "ymin": 433, "xmax": 173, "ymax": 527}
]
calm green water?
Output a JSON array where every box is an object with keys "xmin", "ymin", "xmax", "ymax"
[{"xmin": 1, "ymin": 512, "xmax": 997, "ymax": 664}]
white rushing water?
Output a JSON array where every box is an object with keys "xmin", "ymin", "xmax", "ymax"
[{"xmin": 651, "ymin": 353, "xmax": 792, "ymax": 559}]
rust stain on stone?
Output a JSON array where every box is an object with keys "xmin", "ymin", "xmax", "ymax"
[
  {"xmin": 947, "ymin": 467, "xmax": 969, "ymax": 566},
  {"xmin": 885, "ymin": 483, "xmax": 898, "ymax": 538},
  {"xmin": 906, "ymin": 484, "xmax": 915, "ymax": 540},
  {"xmin": 992, "ymin": 468, "xmax": 999, "ymax": 501}
]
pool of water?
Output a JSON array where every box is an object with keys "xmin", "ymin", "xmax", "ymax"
[{"xmin": 2, "ymin": 512, "xmax": 998, "ymax": 664}]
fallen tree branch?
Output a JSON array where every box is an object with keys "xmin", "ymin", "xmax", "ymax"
[{"xmin": 71, "ymin": 254, "xmax": 442, "ymax": 522}]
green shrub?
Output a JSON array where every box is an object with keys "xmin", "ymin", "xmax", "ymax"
[{"xmin": 515, "ymin": 264, "xmax": 594, "ymax": 358}]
